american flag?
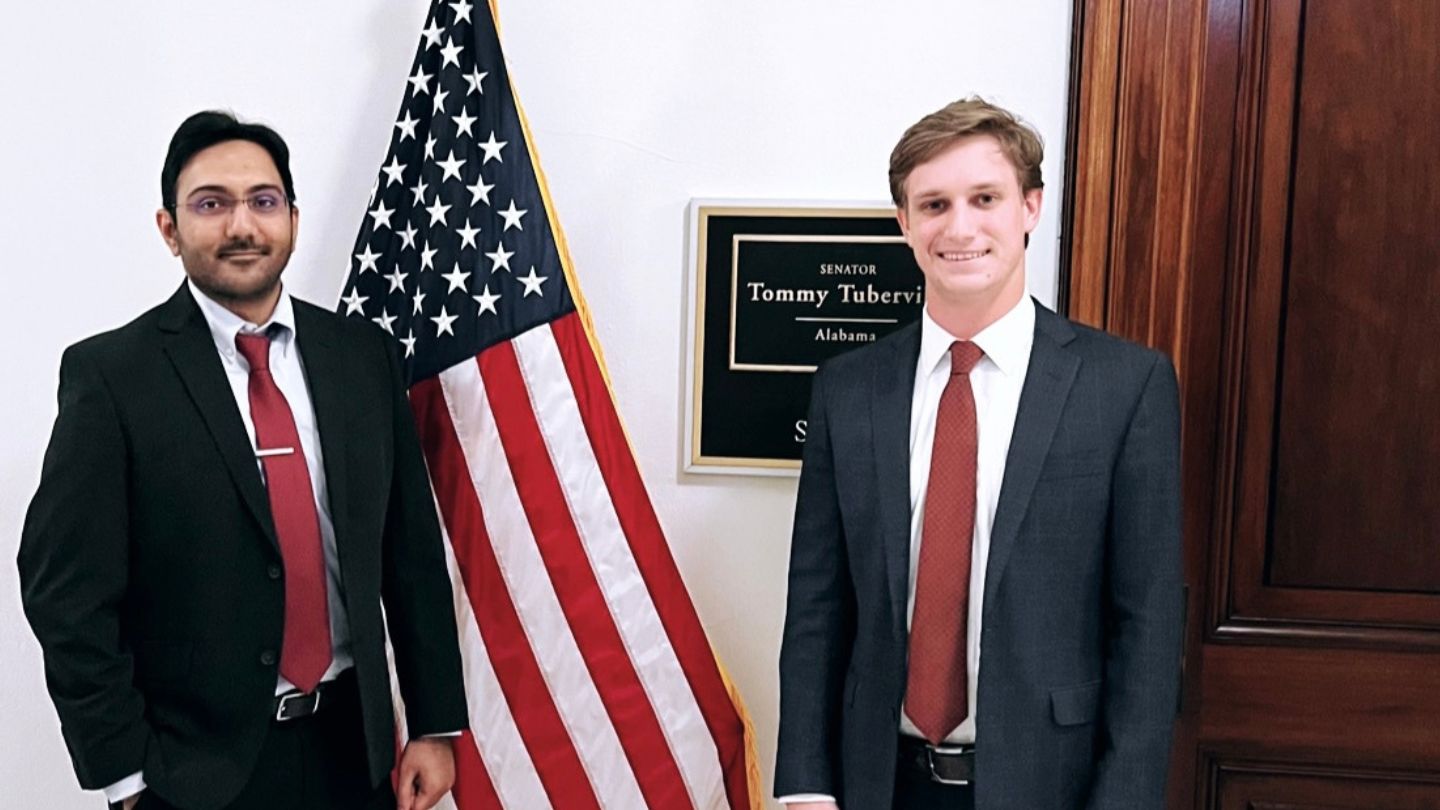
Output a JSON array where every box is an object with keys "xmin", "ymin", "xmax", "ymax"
[{"xmin": 338, "ymin": 1, "xmax": 759, "ymax": 808}]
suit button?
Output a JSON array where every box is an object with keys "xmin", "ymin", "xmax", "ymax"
[
  {"xmin": 260, "ymin": 650, "xmax": 277, "ymax": 666},
  {"xmin": 267, "ymin": 564, "xmax": 283, "ymax": 580}
]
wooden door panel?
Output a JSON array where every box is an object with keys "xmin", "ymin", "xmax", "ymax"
[
  {"xmin": 1214, "ymin": 762, "xmax": 1440, "ymax": 810},
  {"xmin": 1220, "ymin": 0, "xmax": 1440, "ymax": 643},
  {"xmin": 1065, "ymin": 0, "xmax": 1440, "ymax": 806}
]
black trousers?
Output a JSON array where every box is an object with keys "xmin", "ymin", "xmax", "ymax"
[
  {"xmin": 126, "ymin": 673, "xmax": 393, "ymax": 810},
  {"xmin": 892, "ymin": 750, "xmax": 976, "ymax": 810}
]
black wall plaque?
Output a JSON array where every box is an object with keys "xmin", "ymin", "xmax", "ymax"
[{"xmin": 687, "ymin": 203, "xmax": 926, "ymax": 473}]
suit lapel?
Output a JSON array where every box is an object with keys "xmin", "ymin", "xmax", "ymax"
[
  {"xmin": 292, "ymin": 301, "xmax": 351, "ymax": 562},
  {"xmin": 872, "ymin": 323, "xmax": 921, "ymax": 638},
  {"xmin": 158, "ymin": 284, "xmax": 277, "ymax": 549},
  {"xmin": 983, "ymin": 304, "xmax": 1080, "ymax": 608}
]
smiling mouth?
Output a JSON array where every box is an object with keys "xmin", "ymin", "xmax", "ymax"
[{"xmin": 938, "ymin": 249, "xmax": 989, "ymax": 262}]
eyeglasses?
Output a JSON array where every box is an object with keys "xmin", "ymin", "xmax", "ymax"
[{"xmin": 182, "ymin": 192, "xmax": 291, "ymax": 217}]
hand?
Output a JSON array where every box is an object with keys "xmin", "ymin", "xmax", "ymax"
[
  {"xmin": 121, "ymin": 795, "xmax": 141, "ymax": 810},
  {"xmin": 395, "ymin": 737, "xmax": 456, "ymax": 810}
]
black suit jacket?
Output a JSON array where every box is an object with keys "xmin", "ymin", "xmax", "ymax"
[
  {"xmin": 775, "ymin": 302, "xmax": 1183, "ymax": 809},
  {"xmin": 18, "ymin": 284, "xmax": 467, "ymax": 809}
]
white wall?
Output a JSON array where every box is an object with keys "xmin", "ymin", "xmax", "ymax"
[{"xmin": 0, "ymin": 2, "xmax": 1072, "ymax": 806}]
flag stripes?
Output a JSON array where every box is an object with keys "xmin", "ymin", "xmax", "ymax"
[{"xmin": 550, "ymin": 314, "xmax": 754, "ymax": 810}]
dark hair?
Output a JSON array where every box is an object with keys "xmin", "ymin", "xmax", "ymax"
[
  {"xmin": 160, "ymin": 110, "xmax": 297, "ymax": 216},
  {"xmin": 888, "ymin": 96, "xmax": 1044, "ymax": 206}
]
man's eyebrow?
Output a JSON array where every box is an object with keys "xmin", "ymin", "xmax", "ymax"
[{"xmin": 184, "ymin": 183, "xmax": 284, "ymax": 198}]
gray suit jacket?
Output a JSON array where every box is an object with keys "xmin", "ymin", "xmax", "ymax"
[{"xmin": 775, "ymin": 301, "xmax": 1183, "ymax": 809}]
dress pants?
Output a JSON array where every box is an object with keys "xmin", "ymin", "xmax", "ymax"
[
  {"xmin": 892, "ymin": 752, "xmax": 976, "ymax": 810},
  {"xmin": 126, "ymin": 672, "xmax": 393, "ymax": 810}
]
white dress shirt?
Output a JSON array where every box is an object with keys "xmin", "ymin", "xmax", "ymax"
[
  {"xmin": 105, "ymin": 282, "xmax": 354, "ymax": 803},
  {"xmin": 780, "ymin": 295, "xmax": 1035, "ymax": 806},
  {"xmin": 901, "ymin": 295, "xmax": 1034, "ymax": 744}
]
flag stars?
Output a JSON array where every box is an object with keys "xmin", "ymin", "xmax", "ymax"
[
  {"xmin": 518, "ymin": 266, "xmax": 547, "ymax": 297},
  {"xmin": 408, "ymin": 67, "xmax": 432, "ymax": 96},
  {"xmin": 432, "ymin": 88, "xmax": 451, "ymax": 116},
  {"xmin": 464, "ymin": 69, "xmax": 488, "ymax": 96},
  {"xmin": 467, "ymin": 176, "xmax": 495, "ymax": 206},
  {"xmin": 440, "ymin": 36, "xmax": 464, "ymax": 69},
  {"xmin": 381, "ymin": 156, "xmax": 407, "ymax": 186},
  {"xmin": 399, "ymin": 223, "xmax": 418, "ymax": 250},
  {"xmin": 425, "ymin": 134, "xmax": 438, "ymax": 160},
  {"xmin": 410, "ymin": 178, "xmax": 430, "ymax": 206},
  {"xmin": 341, "ymin": 288, "xmax": 368, "ymax": 315},
  {"xmin": 478, "ymin": 131, "xmax": 507, "ymax": 164},
  {"xmin": 442, "ymin": 263, "xmax": 471, "ymax": 293},
  {"xmin": 425, "ymin": 197, "xmax": 452, "ymax": 227},
  {"xmin": 372, "ymin": 308, "xmax": 397, "ymax": 334},
  {"xmin": 456, "ymin": 218, "xmax": 481, "ymax": 249},
  {"xmin": 431, "ymin": 306, "xmax": 459, "ymax": 337},
  {"xmin": 499, "ymin": 200, "xmax": 527, "ymax": 231},
  {"xmin": 485, "ymin": 241, "xmax": 515, "ymax": 273},
  {"xmin": 368, "ymin": 201, "xmax": 394, "ymax": 232},
  {"xmin": 420, "ymin": 20, "xmax": 444, "ymax": 48},
  {"xmin": 412, "ymin": 290, "xmax": 428, "ymax": 315},
  {"xmin": 420, "ymin": 243, "xmax": 439, "ymax": 271},
  {"xmin": 452, "ymin": 108, "xmax": 478, "ymax": 138},
  {"xmin": 473, "ymin": 284, "xmax": 501, "ymax": 315},
  {"xmin": 385, "ymin": 267, "xmax": 407, "ymax": 293},
  {"xmin": 355, "ymin": 244, "xmax": 382, "ymax": 274},
  {"xmin": 394, "ymin": 111, "xmax": 419, "ymax": 141},
  {"xmin": 450, "ymin": 0, "xmax": 473, "ymax": 24},
  {"xmin": 436, "ymin": 150, "xmax": 467, "ymax": 182},
  {"xmin": 400, "ymin": 329, "xmax": 418, "ymax": 358}
]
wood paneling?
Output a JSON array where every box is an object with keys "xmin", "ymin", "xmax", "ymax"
[
  {"xmin": 1064, "ymin": 0, "xmax": 1440, "ymax": 806},
  {"xmin": 1211, "ymin": 759, "xmax": 1440, "ymax": 810},
  {"xmin": 1266, "ymin": 1, "xmax": 1440, "ymax": 594}
]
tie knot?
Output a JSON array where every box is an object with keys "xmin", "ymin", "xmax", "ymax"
[
  {"xmin": 949, "ymin": 341, "xmax": 984, "ymax": 376},
  {"xmin": 235, "ymin": 332, "xmax": 272, "ymax": 372}
]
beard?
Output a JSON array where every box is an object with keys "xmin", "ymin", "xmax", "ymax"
[{"xmin": 180, "ymin": 236, "xmax": 293, "ymax": 311}]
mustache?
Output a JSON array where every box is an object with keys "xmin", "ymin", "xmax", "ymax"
[{"xmin": 217, "ymin": 240, "xmax": 271, "ymax": 257}]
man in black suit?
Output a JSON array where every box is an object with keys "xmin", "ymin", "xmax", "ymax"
[
  {"xmin": 775, "ymin": 98, "xmax": 1184, "ymax": 808},
  {"xmin": 18, "ymin": 111, "xmax": 468, "ymax": 810}
]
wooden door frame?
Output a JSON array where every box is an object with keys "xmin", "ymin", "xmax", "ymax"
[{"xmin": 1060, "ymin": 0, "xmax": 1232, "ymax": 805}]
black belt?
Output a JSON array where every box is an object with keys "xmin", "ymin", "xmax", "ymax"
[
  {"xmin": 271, "ymin": 669, "xmax": 354, "ymax": 722},
  {"xmin": 897, "ymin": 735, "xmax": 976, "ymax": 785}
]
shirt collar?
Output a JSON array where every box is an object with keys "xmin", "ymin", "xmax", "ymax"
[
  {"xmin": 186, "ymin": 279, "xmax": 297, "ymax": 361},
  {"xmin": 918, "ymin": 294, "xmax": 1036, "ymax": 378}
]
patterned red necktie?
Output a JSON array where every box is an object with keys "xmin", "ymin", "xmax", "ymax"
[
  {"xmin": 905, "ymin": 340, "xmax": 985, "ymax": 744},
  {"xmin": 235, "ymin": 331, "xmax": 332, "ymax": 693}
]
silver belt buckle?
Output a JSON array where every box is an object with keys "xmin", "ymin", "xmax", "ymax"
[
  {"xmin": 275, "ymin": 689, "xmax": 319, "ymax": 721},
  {"xmin": 926, "ymin": 744, "xmax": 971, "ymax": 786}
]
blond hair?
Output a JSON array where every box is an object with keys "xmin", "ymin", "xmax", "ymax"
[{"xmin": 888, "ymin": 97, "xmax": 1044, "ymax": 205}]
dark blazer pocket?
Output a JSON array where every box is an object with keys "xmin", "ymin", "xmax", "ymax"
[
  {"xmin": 1038, "ymin": 452, "xmax": 1104, "ymax": 482},
  {"xmin": 1050, "ymin": 680, "xmax": 1103, "ymax": 726},
  {"xmin": 135, "ymin": 641, "xmax": 194, "ymax": 688}
]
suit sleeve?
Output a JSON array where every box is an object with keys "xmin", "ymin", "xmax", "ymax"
[
  {"xmin": 376, "ymin": 333, "xmax": 469, "ymax": 737},
  {"xmin": 774, "ymin": 367, "xmax": 856, "ymax": 798},
  {"xmin": 1086, "ymin": 353, "xmax": 1185, "ymax": 809},
  {"xmin": 17, "ymin": 346, "xmax": 150, "ymax": 789}
]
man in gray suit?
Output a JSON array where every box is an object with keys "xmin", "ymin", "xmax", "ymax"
[{"xmin": 774, "ymin": 98, "xmax": 1184, "ymax": 809}]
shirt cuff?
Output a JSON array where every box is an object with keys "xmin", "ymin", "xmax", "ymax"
[
  {"xmin": 419, "ymin": 731, "xmax": 463, "ymax": 738},
  {"xmin": 777, "ymin": 795, "xmax": 837, "ymax": 804},
  {"xmin": 103, "ymin": 772, "xmax": 146, "ymax": 803}
]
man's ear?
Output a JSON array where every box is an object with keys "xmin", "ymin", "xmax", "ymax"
[{"xmin": 156, "ymin": 208, "xmax": 181, "ymax": 257}]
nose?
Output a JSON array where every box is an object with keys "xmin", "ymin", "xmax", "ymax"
[
  {"xmin": 940, "ymin": 205, "xmax": 977, "ymax": 241},
  {"xmin": 223, "ymin": 201, "xmax": 260, "ymax": 238}
]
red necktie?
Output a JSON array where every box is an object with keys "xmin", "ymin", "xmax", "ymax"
[
  {"xmin": 905, "ymin": 340, "xmax": 985, "ymax": 744},
  {"xmin": 235, "ymin": 331, "xmax": 332, "ymax": 693}
]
